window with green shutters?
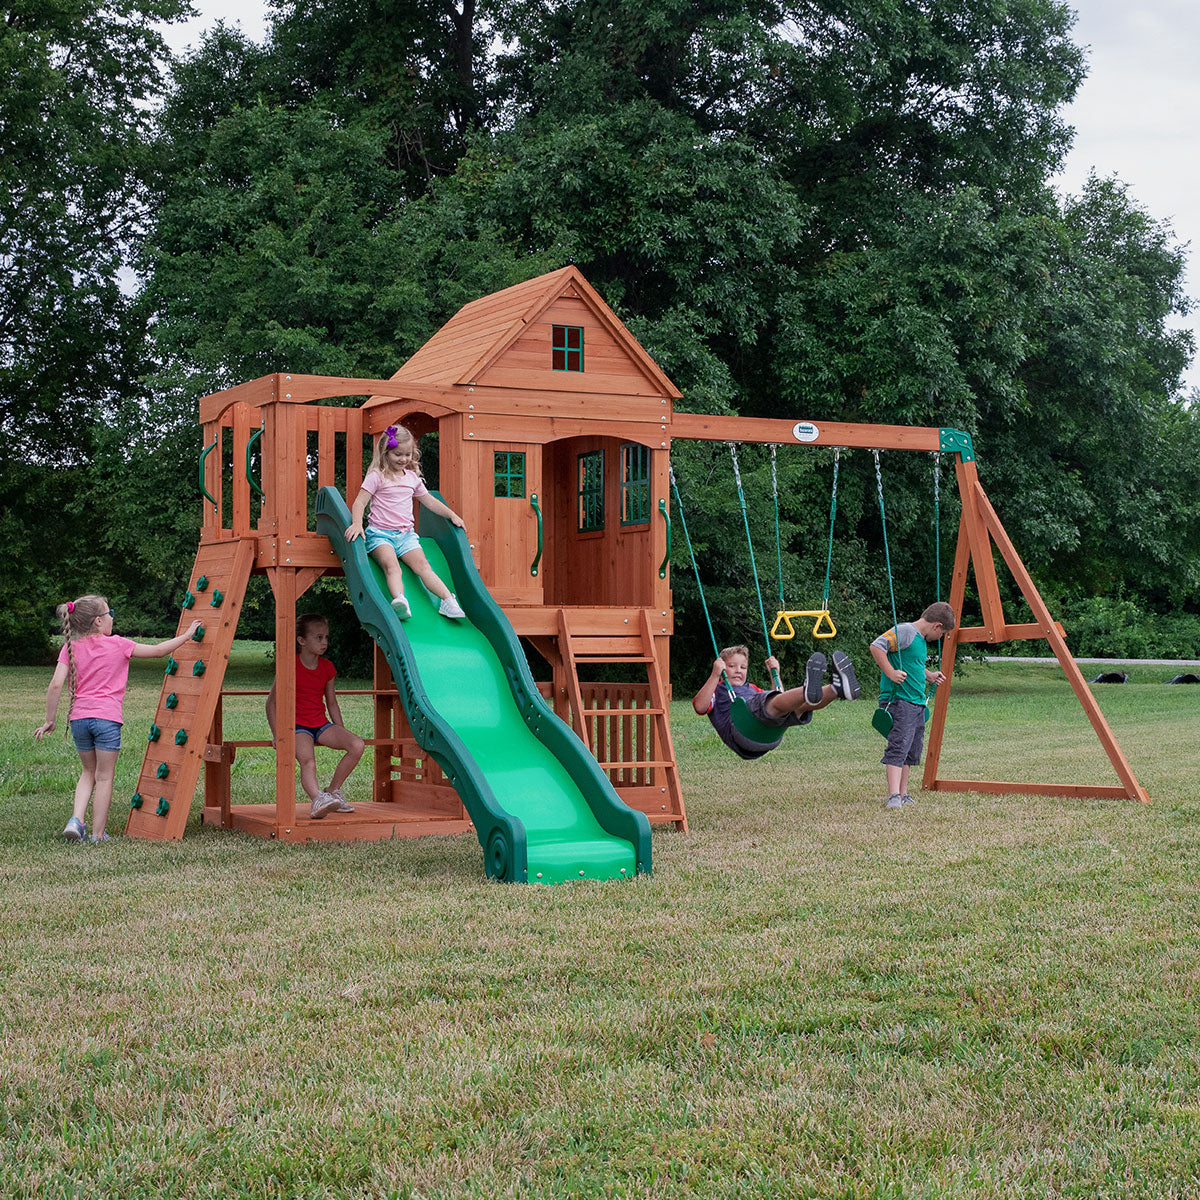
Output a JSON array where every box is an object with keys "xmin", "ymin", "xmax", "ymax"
[
  {"xmin": 552, "ymin": 325, "xmax": 584, "ymax": 372},
  {"xmin": 493, "ymin": 451, "xmax": 525, "ymax": 498},
  {"xmin": 620, "ymin": 442, "xmax": 651, "ymax": 525},
  {"xmin": 577, "ymin": 450, "xmax": 605, "ymax": 532}
]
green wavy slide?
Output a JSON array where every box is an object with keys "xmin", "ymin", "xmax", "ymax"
[{"xmin": 315, "ymin": 487, "xmax": 651, "ymax": 884}]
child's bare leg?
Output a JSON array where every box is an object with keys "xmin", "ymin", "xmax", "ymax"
[
  {"xmin": 90, "ymin": 749, "xmax": 119, "ymax": 836},
  {"xmin": 884, "ymin": 764, "xmax": 911, "ymax": 797},
  {"xmin": 295, "ymin": 735, "xmax": 321, "ymax": 800},
  {"xmin": 765, "ymin": 683, "xmax": 836, "ymax": 718},
  {"xmin": 317, "ymin": 725, "xmax": 365, "ymax": 791},
  {"xmin": 369, "ymin": 543, "xmax": 406, "ymax": 601},
  {"xmin": 400, "ymin": 547, "xmax": 452, "ymax": 601},
  {"xmin": 73, "ymin": 751, "xmax": 96, "ymax": 823}
]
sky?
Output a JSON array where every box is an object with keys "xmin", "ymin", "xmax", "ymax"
[{"xmin": 159, "ymin": 1, "xmax": 1200, "ymax": 392}]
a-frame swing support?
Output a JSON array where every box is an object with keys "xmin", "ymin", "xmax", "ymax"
[{"xmin": 670, "ymin": 413, "xmax": 1149, "ymax": 805}]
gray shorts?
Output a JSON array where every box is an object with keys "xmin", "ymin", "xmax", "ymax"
[
  {"xmin": 745, "ymin": 689, "xmax": 804, "ymax": 729},
  {"xmin": 881, "ymin": 699, "xmax": 926, "ymax": 766}
]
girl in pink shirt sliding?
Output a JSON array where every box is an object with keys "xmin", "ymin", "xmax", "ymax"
[
  {"xmin": 34, "ymin": 595, "xmax": 201, "ymax": 843},
  {"xmin": 344, "ymin": 423, "xmax": 468, "ymax": 621}
]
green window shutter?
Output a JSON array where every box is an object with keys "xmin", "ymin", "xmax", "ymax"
[
  {"xmin": 620, "ymin": 443, "xmax": 651, "ymax": 525},
  {"xmin": 493, "ymin": 451, "xmax": 526, "ymax": 498},
  {"xmin": 577, "ymin": 450, "xmax": 605, "ymax": 532},
  {"xmin": 552, "ymin": 325, "xmax": 584, "ymax": 372}
]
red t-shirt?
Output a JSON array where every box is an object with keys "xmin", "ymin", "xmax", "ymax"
[{"xmin": 296, "ymin": 655, "xmax": 337, "ymax": 726}]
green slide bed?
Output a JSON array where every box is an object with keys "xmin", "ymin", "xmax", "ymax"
[{"xmin": 315, "ymin": 487, "xmax": 651, "ymax": 884}]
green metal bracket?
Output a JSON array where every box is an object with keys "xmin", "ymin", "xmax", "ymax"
[
  {"xmin": 156, "ymin": 762, "xmax": 169, "ymax": 780},
  {"xmin": 199, "ymin": 438, "xmax": 218, "ymax": 509},
  {"xmin": 658, "ymin": 498, "xmax": 671, "ymax": 579},
  {"xmin": 155, "ymin": 798, "xmax": 170, "ymax": 817},
  {"xmin": 147, "ymin": 723, "xmax": 161, "ymax": 742},
  {"xmin": 130, "ymin": 792, "xmax": 143, "ymax": 809},
  {"xmin": 245, "ymin": 421, "xmax": 264, "ymax": 498},
  {"xmin": 174, "ymin": 729, "xmax": 188, "ymax": 746},
  {"xmin": 939, "ymin": 428, "xmax": 975, "ymax": 462},
  {"xmin": 165, "ymin": 692, "xmax": 178, "ymax": 709},
  {"xmin": 181, "ymin": 591, "xmax": 194, "ymax": 610},
  {"xmin": 210, "ymin": 589, "xmax": 223, "ymax": 608},
  {"xmin": 192, "ymin": 624, "xmax": 205, "ymax": 642},
  {"xmin": 529, "ymin": 493, "xmax": 543, "ymax": 577},
  {"xmin": 192, "ymin": 660, "xmax": 206, "ymax": 676},
  {"xmin": 195, "ymin": 575, "xmax": 209, "ymax": 592},
  {"xmin": 165, "ymin": 657, "xmax": 178, "ymax": 676}
]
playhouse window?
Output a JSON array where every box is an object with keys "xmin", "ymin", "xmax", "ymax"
[
  {"xmin": 577, "ymin": 450, "xmax": 605, "ymax": 532},
  {"xmin": 620, "ymin": 443, "xmax": 651, "ymax": 525},
  {"xmin": 553, "ymin": 325, "xmax": 584, "ymax": 372},
  {"xmin": 493, "ymin": 451, "xmax": 525, "ymax": 498}
]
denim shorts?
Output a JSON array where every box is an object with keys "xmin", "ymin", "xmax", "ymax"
[
  {"xmin": 365, "ymin": 526, "xmax": 421, "ymax": 557},
  {"xmin": 70, "ymin": 717, "xmax": 122, "ymax": 753},
  {"xmin": 296, "ymin": 722, "xmax": 335, "ymax": 742}
]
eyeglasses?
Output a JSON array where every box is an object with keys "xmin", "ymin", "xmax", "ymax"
[{"xmin": 106, "ymin": 609, "xmax": 116, "ymax": 618}]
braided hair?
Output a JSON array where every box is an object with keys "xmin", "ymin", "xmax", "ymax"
[{"xmin": 56, "ymin": 595, "xmax": 108, "ymax": 739}]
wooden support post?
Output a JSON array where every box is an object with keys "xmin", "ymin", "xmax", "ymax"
[
  {"xmin": 272, "ymin": 567, "xmax": 298, "ymax": 832},
  {"xmin": 955, "ymin": 458, "xmax": 1005, "ymax": 637},
  {"xmin": 972, "ymin": 482, "xmax": 1148, "ymax": 804}
]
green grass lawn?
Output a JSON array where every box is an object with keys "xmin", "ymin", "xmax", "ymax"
[{"xmin": 2, "ymin": 650, "xmax": 1199, "ymax": 1199}]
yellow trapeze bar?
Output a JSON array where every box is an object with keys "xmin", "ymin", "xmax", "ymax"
[{"xmin": 771, "ymin": 609, "xmax": 838, "ymax": 640}]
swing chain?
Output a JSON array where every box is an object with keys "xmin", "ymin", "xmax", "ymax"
[
  {"xmin": 932, "ymin": 451, "xmax": 941, "ymax": 602},
  {"xmin": 822, "ymin": 448, "xmax": 840, "ymax": 611},
  {"xmin": 873, "ymin": 449, "xmax": 900, "ymax": 638}
]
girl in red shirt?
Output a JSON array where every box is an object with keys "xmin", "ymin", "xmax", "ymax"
[{"xmin": 266, "ymin": 613, "xmax": 365, "ymax": 819}]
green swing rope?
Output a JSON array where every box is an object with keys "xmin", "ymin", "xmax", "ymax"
[
  {"xmin": 872, "ymin": 449, "xmax": 900, "ymax": 641},
  {"xmin": 670, "ymin": 465, "xmax": 735, "ymax": 701},
  {"xmin": 770, "ymin": 445, "xmax": 784, "ymax": 609},
  {"xmin": 728, "ymin": 443, "xmax": 782, "ymax": 691}
]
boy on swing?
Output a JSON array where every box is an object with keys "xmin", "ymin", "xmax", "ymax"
[
  {"xmin": 870, "ymin": 601, "xmax": 956, "ymax": 809},
  {"xmin": 692, "ymin": 646, "xmax": 860, "ymax": 760}
]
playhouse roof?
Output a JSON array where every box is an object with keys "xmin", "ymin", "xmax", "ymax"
[{"xmin": 371, "ymin": 265, "xmax": 681, "ymax": 400}]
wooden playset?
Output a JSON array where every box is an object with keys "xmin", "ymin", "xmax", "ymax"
[{"xmin": 124, "ymin": 266, "xmax": 1147, "ymax": 858}]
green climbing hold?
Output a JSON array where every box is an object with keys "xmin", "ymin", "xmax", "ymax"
[
  {"xmin": 210, "ymin": 589, "xmax": 223, "ymax": 607},
  {"xmin": 165, "ymin": 692, "xmax": 178, "ymax": 709},
  {"xmin": 174, "ymin": 729, "xmax": 188, "ymax": 746},
  {"xmin": 155, "ymin": 798, "xmax": 169, "ymax": 816},
  {"xmin": 192, "ymin": 624, "xmax": 205, "ymax": 642},
  {"xmin": 181, "ymin": 591, "xmax": 195, "ymax": 610},
  {"xmin": 130, "ymin": 792, "xmax": 143, "ymax": 809},
  {"xmin": 195, "ymin": 575, "xmax": 209, "ymax": 591},
  {"xmin": 156, "ymin": 762, "xmax": 170, "ymax": 779},
  {"xmin": 165, "ymin": 656, "xmax": 178, "ymax": 675},
  {"xmin": 147, "ymin": 723, "xmax": 161, "ymax": 742},
  {"xmin": 192, "ymin": 660, "xmax": 206, "ymax": 676}
]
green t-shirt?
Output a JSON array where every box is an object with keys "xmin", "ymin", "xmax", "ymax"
[{"xmin": 873, "ymin": 622, "xmax": 929, "ymax": 707}]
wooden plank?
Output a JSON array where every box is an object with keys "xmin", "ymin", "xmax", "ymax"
[
  {"xmin": 973, "ymin": 481, "xmax": 1148, "ymax": 804},
  {"xmin": 461, "ymin": 414, "xmax": 668, "ymax": 446},
  {"xmin": 670, "ymin": 412, "xmax": 942, "ymax": 451},
  {"xmin": 274, "ymin": 567, "xmax": 298, "ymax": 832},
  {"xmin": 956, "ymin": 621, "xmax": 1066, "ymax": 643},
  {"xmin": 956, "ymin": 458, "xmax": 1005, "ymax": 635},
  {"xmin": 198, "ymin": 375, "xmax": 276, "ymax": 424},
  {"xmin": 318, "ymin": 407, "xmax": 336, "ymax": 489},
  {"xmin": 929, "ymin": 780, "xmax": 1131, "ymax": 799},
  {"xmin": 345, "ymin": 406, "xmax": 364, "ymax": 503},
  {"xmin": 231, "ymin": 403, "xmax": 252, "ymax": 536}
]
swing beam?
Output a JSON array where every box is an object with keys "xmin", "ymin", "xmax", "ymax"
[{"xmin": 670, "ymin": 413, "xmax": 1149, "ymax": 805}]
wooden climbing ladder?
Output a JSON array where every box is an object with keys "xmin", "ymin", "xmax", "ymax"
[
  {"xmin": 125, "ymin": 539, "xmax": 255, "ymax": 840},
  {"xmin": 557, "ymin": 609, "xmax": 687, "ymax": 831}
]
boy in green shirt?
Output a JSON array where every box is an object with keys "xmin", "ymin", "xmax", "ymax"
[{"xmin": 869, "ymin": 601, "xmax": 956, "ymax": 809}]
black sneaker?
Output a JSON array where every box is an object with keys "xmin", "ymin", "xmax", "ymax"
[
  {"xmin": 804, "ymin": 652, "xmax": 827, "ymax": 705},
  {"xmin": 830, "ymin": 650, "xmax": 860, "ymax": 700}
]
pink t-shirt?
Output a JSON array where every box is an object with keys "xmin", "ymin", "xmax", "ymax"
[
  {"xmin": 362, "ymin": 468, "xmax": 427, "ymax": 532},
  {"xmin": 58, "ymin": 635, "xmax": 137, "ymax": 723}
]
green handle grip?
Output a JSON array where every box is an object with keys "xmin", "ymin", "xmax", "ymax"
[
  {"xmin": 245, "ymin": 422, "xmax": 264, "ymax": 498},
  {"xmin": 530, "ymin": 492, "xmax": 543, "ymax": 578},
  {"xmin": 658, "ymin": 498, "xmax": 671, "ymax": 579},
  {"xmin": 199, "ymin": 438, "xmax": 218, "ymax": 509}
]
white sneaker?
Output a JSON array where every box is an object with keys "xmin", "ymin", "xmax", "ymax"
[
  {"xmin": 439, "ymin": 595, "xmax": 465, "ymax": 619},
  {"xmin": 390, "ymin": 594, "xmax": 411, "ymax": 620},
  {"xmin": 310, "ymin": 791, "xmax": 339, "ymax": 819},
  {"xmin": 901, "ymin": 792, "xmax": 916, "ymax": 805},
  {"xmin": 63, "ymin": 816, "xmax": 86, "ymax": 842},
  {"xmin": 884, "ymin": 794, "xmax": 904, "ymax": 810},
  {"xmin": 327, "ymin": 787, "xmax": 355, "ymax": 813}
]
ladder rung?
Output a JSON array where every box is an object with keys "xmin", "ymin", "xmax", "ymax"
[
  {"xmin": 572, "ymin": 655, "xmax": 654, "ymax": 663},
  {"xmin": 581, "ymin": 707, "xmax": 664, "ymax": 717},
  {"xmin": 597, "ymin": 760, "xmax": 675, "ymax": 770}
]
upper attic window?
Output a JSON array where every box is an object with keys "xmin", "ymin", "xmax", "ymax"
[{"xmin": 552, "ymin": 325, "xmax": 583, "ymax": 372}]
